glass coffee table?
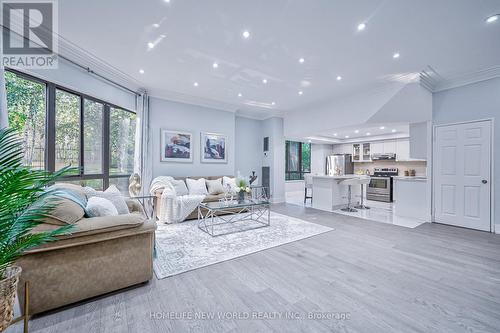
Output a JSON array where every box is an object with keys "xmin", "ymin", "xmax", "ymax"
[{"xmin": 198, "ymin": 199, "xmax": 270, "ymax": 237}]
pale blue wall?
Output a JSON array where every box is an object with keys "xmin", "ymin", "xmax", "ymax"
[
  {"xmin": 234, "ymin": 116, "xmax": 262, "ymax": 183},
  {"xmin": 150, "ymin": 97, "xmax": 236, "ymax": 178},
  {"xmin": 433, "ymin": 77, "xmax": 500, "ymax": 229}
]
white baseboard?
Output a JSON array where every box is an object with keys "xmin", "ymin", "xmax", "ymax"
[{"xmin": 271, "ymin": 196, "xmax": 285, "ymax": 204}]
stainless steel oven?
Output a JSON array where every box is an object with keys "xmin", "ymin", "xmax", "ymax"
[
  {"xmin": 367, "ymin": 168, "xmax": 398, "ymax": 202},
  {"xmin": 367, "ymin": 177, "xmax": 392, "ymax": 202}
]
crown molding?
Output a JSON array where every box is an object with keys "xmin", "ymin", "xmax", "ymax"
[{"xmin": 420, "ymin": 65, "xmax": 500, "ymax": 92}]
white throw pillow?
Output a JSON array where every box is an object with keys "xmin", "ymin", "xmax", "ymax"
[
  {"xmin": 206, "ymin": 178, "xmax": 224, "ymax": 195},
  {"xmin": 85, "ymin": 197, "xmax": 118, "ymax": 217},
  {"xmin": 170, "ymin": 179, "xmax": 189, "ymax": 196},
  {"xmin": 186, "ymin": 178, "xmax": 208, "ymax": 195},
  {"xmin": 84, "ymin": 185, "xmax": 130, "ymax": 215},
  {"xmin": 222, "ymin": 176, "xmax": 237, "ymax": 193}
]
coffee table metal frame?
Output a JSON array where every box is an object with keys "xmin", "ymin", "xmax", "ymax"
[{"xmin": 197, "ymin": 199, "xmax": 270, "ymax": 237}]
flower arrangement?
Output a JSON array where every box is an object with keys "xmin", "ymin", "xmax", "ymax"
[
  {"xmin": 235, "ymin": 178, "xmax": 251, "ymax": 194},
  {"xmin": 235, "ymin": 178, "xmax": 250, "ymax": 202}
]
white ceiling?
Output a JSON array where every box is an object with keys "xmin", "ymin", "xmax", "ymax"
[{"xmin": 58, "ymin": 0, "xmax": 500, "ymax": 118}]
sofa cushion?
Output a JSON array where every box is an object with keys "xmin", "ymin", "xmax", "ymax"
[
  {"xmin": 50, "ymin": 183, "xmax": 87, "ymax": 205},
  {"xmin": 186, "ymin": 178, "xmax": 208, "ymax": 195},
  {"xmin": 86, "ymin": 197, "xmax": 118, "ymax": 217},
  {"xmin": 170, "ymin": 179, "xmax": 189, "ymax": 196},
  {"xmin": 206, "ymin": 178, "xmax": 224, "ymax": 195},
  {"xmin": 222, "ymin": 176, "xmax": 237, "ymax": 193},
  {"xmin": 41, "ymin": 195, "xmax": 85, "ymax": 226},
  {"xmin": 204, "ymin": 193, "xmax": 225, "ymax": 202},
  {"xmin": 32, "ymin": 212, "xmax": 147, "ymax": 238},
  {"xmin": 85, "ymin": 186, "xmax": 129, "ymax": 215}
]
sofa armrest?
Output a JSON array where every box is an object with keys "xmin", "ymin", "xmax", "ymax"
[{"xmin": 126, "ymin": 198, "xmax": 145, "ymax": 214}]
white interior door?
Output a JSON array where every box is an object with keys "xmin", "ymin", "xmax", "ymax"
[{"xmin": 434, "ymin": 120, "xmax": 492, "ymax": 231}]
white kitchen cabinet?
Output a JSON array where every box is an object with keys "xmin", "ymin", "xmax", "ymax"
[
  {"xmin": 383, "ymin": 140, "xmax": 396, "ymax": 154},
  {"xmin": 371, "ymin": 142, "xmax": 384, "ymax": 155},
  {"xmin": 396, "ymin": 139, "xmax": 410, "ymax": 161}
]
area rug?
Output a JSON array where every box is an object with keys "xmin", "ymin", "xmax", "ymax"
[{"xmin": 153, "ymin": 212, "xmax": 333, "ymax": 279}]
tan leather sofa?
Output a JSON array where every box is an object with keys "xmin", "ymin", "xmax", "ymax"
[
  {"xmin": 153, "ymin": 175, "xmax": 240, "ymax": 220},
  {"xmin": 16, "ymin": 197, "xmax": 156, "ymax": 315}
]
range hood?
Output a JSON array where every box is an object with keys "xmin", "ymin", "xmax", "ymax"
[{"xmin": 371, "ymin": 153, "xmax": 396, "ymax": 161}]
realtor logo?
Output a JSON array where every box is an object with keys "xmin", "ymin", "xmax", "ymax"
[{"xmin": 1, "ymin": 0, "xmax": 58, "ymax": 68}]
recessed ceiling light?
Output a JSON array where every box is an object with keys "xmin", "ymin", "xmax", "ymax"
[
  {"xmin": 238, "ymin": 93, "xmax": 242, "ymax": 97},
  {"xmin": 193, "ymin": 82, "xmax": 199, "ymax": 87},
  {"xmin": 393, "ymin": 52, "xmax": 400, "ymax": 59},
  {"xmin": 212, "ymin": 62, "xmax": 218, "ymax": 69},
  {"xmin": 357, "ymin": 23, "xmax": 366, "ymax": 31},
  {"xmin": 242, "ymin": 30, "xmax": 250, "ymax": 39},
  {"xmin": 271, "ymin": 101, "xmax": 276, "ymax": 105},
  {"xmin": 366, "ymin": 132, "xmax": 371, "ymax": 136},
  {"xmin": 147, "ymin": 42, "xmax": 155, "ymax": 49},
  {"xmin": 336, "ymin": 75, "xmax": 342, "ymax": 81},
  {"xmin": 164, "ymin": 0, "xmax": 171, "ymax": 3},
  {"xmin": 298, "ymin": 91, "xmax": 303, "ymax": 95},
  {"xmin": 391, "ymin": 129, "xmax": 396, "ymax": 133},
  {"xmin": 379, "ymin": 126, "xmax": 385, "ymax": 130},
  {"xmin": 308, "ymin": 139, "xmax": 312, "ymax": 143},
  {"xmin": 262, "ymin": 78, "xmax": 268, "ymax": 84},
  {"xmin": 139, "ymin": 69, "xmax": 144, "ymax": 74},
  {"xmin": 299, "ymin": 58, "xmax": 305, "ymax": 63},
  {"xmin": 345, "ymin": 135, "xmax": 350, "ymax": 139},
  {"xmin": 486, "ymin": 14, "xmax": 499, "ymax": 23},
  {"xmin": 354, "ymin": 130, "xmax": 359, "ymax": 134},
  {"xmin": 333, "ymin": 133, "xmax": 338, "ymax": 136},
  {"xmin": 152, "ymin": 23, "xmax": 160, "ymax": 28}
]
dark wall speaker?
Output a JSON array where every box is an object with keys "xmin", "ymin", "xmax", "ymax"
[{"xmin": 263, "ymin": 137, "xmax": 269, "ymax": 152}]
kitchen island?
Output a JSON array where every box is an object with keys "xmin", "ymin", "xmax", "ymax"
[{"xmin": 312, "ymin": 175, "xmax": 370, "ymax": 211}]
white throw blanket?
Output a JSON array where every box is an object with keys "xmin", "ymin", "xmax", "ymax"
[{"xmin": 150, "ymin": 176, "xmax": 205, "ymax": 223}]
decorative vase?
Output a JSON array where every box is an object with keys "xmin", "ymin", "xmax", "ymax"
[
  {"xmin": 238, "ymin": 191, "xmax": 245, "ymax": 202},
  {"xmin": 0, "ymin": 266, "xmax": 22, "ymax": 331}
]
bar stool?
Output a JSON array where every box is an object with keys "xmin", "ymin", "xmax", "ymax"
[
  {"xmin": 355, "ymin": 177, "xmax": 371, "ymax": 210},
  {"xmin": 340, "ymin": 178, "xmax": 359, "ymax": 212},
  {"xmin": 304, "ymin": 174, "xmax": 313, "ymax": 204}
]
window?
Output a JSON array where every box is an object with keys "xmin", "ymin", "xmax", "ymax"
[
  {"xmin": 5, "ymin": 69, "xmax": 137, "ymax": 193},
  {"xmin": 5, "ymin": 71, "xmax": 46, "ymax": 169},
  {"xmin": 285, "ymin": 141, "xmax": 311, "ymax": 180},
  {"xmin": 110, "ymin": 107, "xmax": 136, "ymax": 175},
  {"xmin": 83, "ymin": 99, "xmax": 104, "ymax": 174},
  {"xmin": 55, "ymin": 89, "xmax": 80, "ymax": 173}
]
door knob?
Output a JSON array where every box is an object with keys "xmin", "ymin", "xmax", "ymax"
[{"xmin": 482, "ymin": 180, "xmax": 488, "ymax": 184}]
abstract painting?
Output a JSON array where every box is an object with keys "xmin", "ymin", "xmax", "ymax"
[
  {"xmin": 201, "ymin": 132, "xmax": 227, "ymax": 163},
  {"xmin": 160, "ymin": 130, "xmax": 192, "ymax": 162}
]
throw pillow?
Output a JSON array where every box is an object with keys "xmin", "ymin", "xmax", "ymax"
[
  {"xmin": 186, "ymin": 178, "xmax": 208, "ymax": 195},
  {"xmin": 170, "ymin": 179, "xmax": 189, "ymax": 196},
  {"xmin": 222, "ymin": 176, "xmax": 237, "ymax": 193},
  {"xmin": 206, "ymin": 178, "xmax": 224, "ymax": 195},
  {"xmin": 84, "ymin": 186, "xmax": 130, "ymax": 215},
  {"xmin": 41, "ymin": 196, "xmax": 85, "ymax": 226},
  {"xmin": 85, "ymin": 197, "xmax": 119, "ymax": 217}
]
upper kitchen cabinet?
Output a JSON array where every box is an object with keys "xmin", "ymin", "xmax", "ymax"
[
  {"xmin": 396, "ymin": 139, "xmax": 410, "ymax": 161},
  {"xmin": 352, "ymin": 143, "xmax": 371, "ymax": 162},
  {"xmin": 409, "ymin": 122, "xmax": 428, "ymax": 160},
  {"xmin": 371, "ymin": 140, "xmax": 396, "ymax": 155},
  {"xmin": 371, "ymin": 142, "xmax": 384, "ymax": 155}
]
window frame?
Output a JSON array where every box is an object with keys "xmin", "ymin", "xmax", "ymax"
[
  {"xmin": 6, "ymin": 68, "xmax": 137, "ymax": 191},
  {"xmin": 285, "ymin": 140, "xmax": 311, "ymax": 181}
]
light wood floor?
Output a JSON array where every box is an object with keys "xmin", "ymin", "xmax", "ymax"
[{"xmin": 28, "ymin": 204, "xmax": 500, "ymax": 333}]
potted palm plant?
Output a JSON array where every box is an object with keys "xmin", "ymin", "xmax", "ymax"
[{"xmin": 0, "ymin": 127, "xmax": 72, "ymax": 331}]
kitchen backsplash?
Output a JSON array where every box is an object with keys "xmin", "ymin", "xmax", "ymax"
[{"xmin": 354, "ymin": 160, "xmax": 427, "ymax": 176}]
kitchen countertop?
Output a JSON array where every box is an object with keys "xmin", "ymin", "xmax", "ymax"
[
  {"xmin": 393, "ymin": 176, "xmax": 427, "ymax": 182},
  {"xmin": 312, "ymin": 174, "xmax": 370, "ymax": 180}
]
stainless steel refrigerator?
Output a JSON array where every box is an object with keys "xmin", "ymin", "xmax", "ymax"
[{"xmin": 326, "ymin": 154, "xmax": 354, "ymax": 176}]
